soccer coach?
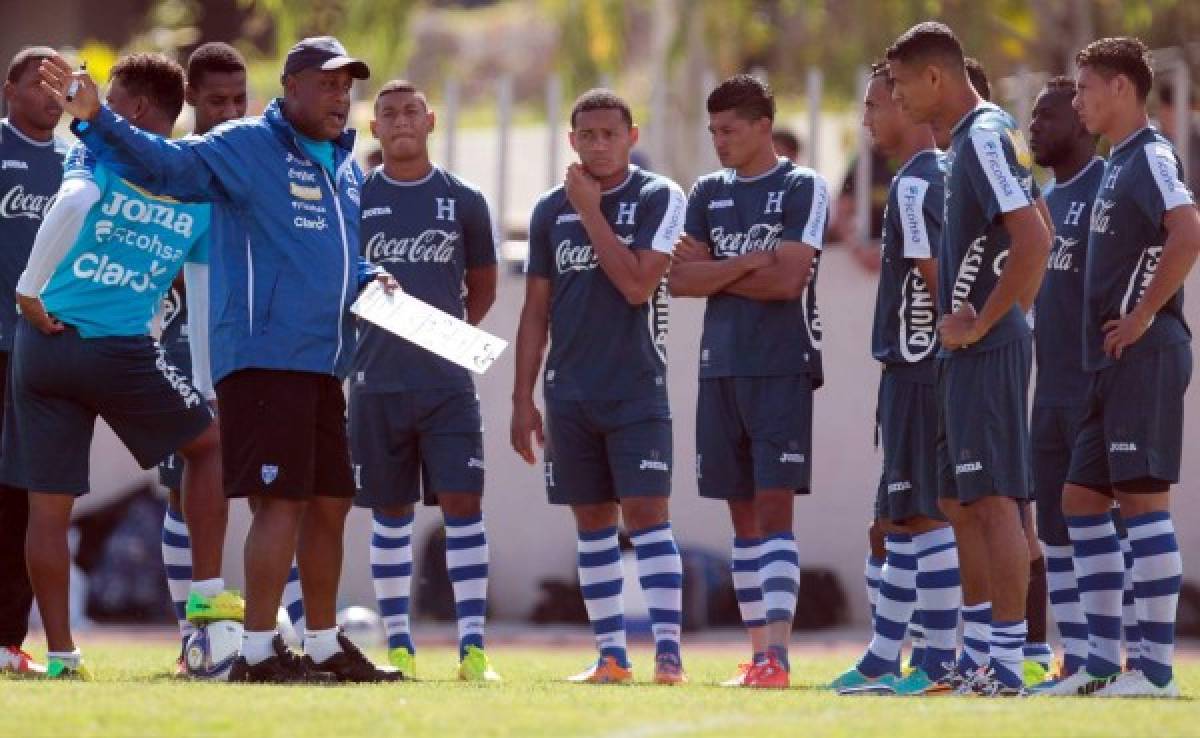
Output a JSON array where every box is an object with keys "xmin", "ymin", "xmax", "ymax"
[{"xmin": 39, "ymin": 38, "xmax": 400, "ymax": 683}]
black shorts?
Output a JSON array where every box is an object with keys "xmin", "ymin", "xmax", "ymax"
[
  {"xmin": 217, "ymin": 369, "xmax": 355, "ymax": 500},
  {"xmin": 1, "ymin": 321, "xmax": 212, "ymax": 496},
  {"xmin": 1031, "ymin": 404, "xmax": 1085, "ymax": 546}
]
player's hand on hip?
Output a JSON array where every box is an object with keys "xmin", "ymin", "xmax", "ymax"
[
  {"xmin": 510, "ymin": 398, "xmax": 544, "ymax": 466},
  {"xmin": 16, "ymin": 293, "xmax": 64, "ymax": 336},
  {"xmin": 564, "ymin": 163, "xmax": 602, "ymax": 215},
  {"xmin": 38, "ymin": 54, "xmax": 100, "ymax": 122},
  {"xmin": 938, "ymin": 301, "xmax": 980, "ymax": 350},
  {"xmin": 1102, "ymin": 310, "xmax": 1152, "ymax": 360}
]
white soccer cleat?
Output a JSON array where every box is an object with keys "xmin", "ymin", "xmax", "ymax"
[
  {"xmin": 1094, "ymin": 670, "xmax": 1180, "ymax": 698},
  {"xmin": 1033, "ymin": 668, "xmax": 1118, "ymax": 696}
]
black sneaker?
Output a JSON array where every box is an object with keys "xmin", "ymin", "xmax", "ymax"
[
  {"xmin": 303, "ymin": 633, "xmax": 405, "ymax": 683},
  {"xmin": 228, "ymin": 635, "xmax": 334, "ymax": 684}
]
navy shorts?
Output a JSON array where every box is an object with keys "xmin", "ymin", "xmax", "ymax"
[
  {"xmin": 696, "ymin": 375, "xmax": 813, "ymax": 500},
  {"xmin": 157, "ymin": 346, "xmax": 193, "ymax": 491},
  {"xmin": 1, "ymin": 320, "xmax": 212, "ymax": 496},
  {"xmin": 216, "ymin": 369, "xmax": 355, "ymax": 500},
  {"xmin": 875, "ymin": 364, "xmax": 943, "ymax": 522},
  {"xmin": 937, "ymin": 337, "xmax": 1032, "ymax": 504},
  {"xmin": 544, "ymin": 393, "xmax": 672, "ymax": 505},
  {"xmin": 1066, "ymin": 342, "xmax": 1191, "ymax": 492},
  {"xmin": 349, "ymin": 387, "xmax": 484, "ymax": 508},
  {"xmin": 1031, "ymin": 404, "xmax": 1085, "ymax": 546}
]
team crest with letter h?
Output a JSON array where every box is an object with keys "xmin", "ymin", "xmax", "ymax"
[{"xmin": 261, "ymin": 464, "xmax": 279, "ymax": 485}]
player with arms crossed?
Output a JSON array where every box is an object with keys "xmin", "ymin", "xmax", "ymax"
[
  {"xmin": 669, "ymin": 75, "xmax": 829, "ymax": 689},
  {"xmin": 5, "ymin": 53, "xmax": 225, "ymax": 680},
  {"xmin": 352, "ymin": 80, "xmax": 500, "ymax": 682},
  {"xmin": 831, "ymin": 62, "xmax": 962, "ymax": 697},
  {"xmin": 887, "ymin": 22, "xmax": 1053, "ymax": 696},
  {"xmin": 0, "ymin": 45, "xmax": 66, "ymax": 676},
  {"xmin": 1043, "ymin": 37, "xmax": 1198, "ymax": 699},
  {"xmin": 512, "ymin": 89, "xmax": 688, "ymax": 685}
]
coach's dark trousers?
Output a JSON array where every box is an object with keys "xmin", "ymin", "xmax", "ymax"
[{"xmin": 0, "ymin": 351, "xmax": 33, "ymax": 648}]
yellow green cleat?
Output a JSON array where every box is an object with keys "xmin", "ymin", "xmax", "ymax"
[
  {"xmin": 45, "ymin": 658, "xmax": 94, "ymax": 681},
  {"xmin": 387, "ymin": 646, "xmax": 416, "ymax": 679},
  {"xmin": 184, "ymin": 590, "xmax": 245, "ymax": 625},
  {"xmin": 458, "ymin": 645, "xmax": 501, "ymax": 682}
]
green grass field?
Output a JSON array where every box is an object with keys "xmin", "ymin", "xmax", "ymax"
[{"xmin": 2, "ymin": 642, "xmax": 1196, "ymax": 738}]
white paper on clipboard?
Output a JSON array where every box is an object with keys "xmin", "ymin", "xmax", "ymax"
[{"xmin": 351, "ymin": 281, "xmax": 507, "ymax": 374}]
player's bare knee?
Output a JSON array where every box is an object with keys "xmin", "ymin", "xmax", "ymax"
[
  {"xmin": 753, "ymin": 490, "xmax": 793, "ymax": 534},
  {"xmin": 377, "ymin": 502, "xmax": 416, "ymax": 520},
  {"xmin": 620, "ymin": 497, "xmax": 668, "ymax": 531},
  {"xmin": 1062, "ymin": 483, "xmax": 1111, "ymax": 516},
  {"xmin": 572, "ymin": 502, "xmax": 618, "ymax": 532},
  {"xmin": 437, "ymin": 492, "xmax": 482, "ymax": 519},
  {"xmin": 728, "ymin": 500, "xmax": 760, "ymax": 538},
  {"xmin": 177, "ymin": 421, "xmax": 219, "ymax": 463}
]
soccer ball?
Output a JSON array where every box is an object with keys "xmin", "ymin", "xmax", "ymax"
[
  {"xmin": 184, "ymin": 620, "xmax": 243, "ymax": 680},
  {"xmin": 336, "ymin": 605, "xmax": 384, "ymax": 649}
]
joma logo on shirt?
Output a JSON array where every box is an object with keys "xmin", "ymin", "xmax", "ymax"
[{"xmin": 99, "ymin": 191, "xmax": 195, "ymax": 237}]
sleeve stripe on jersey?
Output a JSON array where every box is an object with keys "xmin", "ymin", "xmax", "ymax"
[
  {"xmin": 802, "ymin": 174, "xmax": 830, "ymax": 249},
  {"xmin": 969, "ymin": 129, "xmax": 1030, "ymax": 214},
  {"xmin": 651, "ymin": 183, "xmax": 687, "ymax": 254},
  {"xmin": 896, "ymin": 176, "xmax": 932, "ymax": 259},
  {"xmin": 1143, "ymin": 142, "xmax": 1196, "ymax": 211}
]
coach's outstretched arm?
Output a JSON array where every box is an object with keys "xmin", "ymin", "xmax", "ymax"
[
  {"xmin": 39, "ymin": 55, "xmax": 247, "ymax": 204},
  {"xmin": 1103, "ymin": 202, "xmax": 1200, "ymax": 359}
]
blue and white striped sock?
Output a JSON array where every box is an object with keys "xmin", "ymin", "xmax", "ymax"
[
  {"xmin": 958, "ymin": 603, "xmax": 991, "ymax": 673},
  {"xmin": 907, "ymin": 616, "xmax": 927, "ymax": 672},
  {"xmin": 578, "ymin": 526, "xmax": 628, "ymax": 667},
  {"xmin": 631, "ymin": 523, "xmax": 683, "ymax": 659},
  {"xmin": 760, "ymin": 533, "xmax": 800, "ymax": 626},
  {"xmin": 1066, "ymin": 513, "xmax": 1123, "ymax": 677},
  {"xmin": 864, "ymin": 553, "xmax": 884, "ymax": 620},
  {"xmin": 1043, "ymin": 543, "xmax": 1087, "ymax": 675},
  {"xmin": 1126, "ymin": 511, "xmax": 1182, "ymax": 687},
  {"xmin": 913, "ymin": 526, "xmax": 960, "ymax": 680},
  {"xmin": 1118, "ymin": 529, "xmax": 1143, "ymax": 671},
  {"xmin": 733, "ymin": 538, "xmax": 767, "ymax": 637},
  {"xmin": 281, "ymin": 562, "xmax": 305, "ymax": 635},
  {"xmin": 989, "ymin": 620, "xmax": 1027, "ymax": 688},
  {"xmin": 445, "ymin": 514, "xmax": 489, "ymax": 658},
  {"xmin": 371, "ymin": 511, "xmax": 415, "ymax": 653},
  {"xmin": 161, "ymin": 507, "xmax": 195, "ymax": 644},
  {"xmin": 859, "ymin": 534, "xmax": 915, "ymax": 677}
]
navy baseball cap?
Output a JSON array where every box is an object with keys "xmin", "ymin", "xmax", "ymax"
[{"xmin": 281, "ymin": 36, "xmax": 370, "ymax": 80}]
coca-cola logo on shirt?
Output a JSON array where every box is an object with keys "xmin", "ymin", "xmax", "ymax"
[
  {"xmin": 0, "ymin": 184, "xmax": 54, "ymax": 220},
  {"xmin": 710, "ymin": 223, "xmax": 783, "ymax": 258},
  {"xmin": 554, "ymin": 233, "xmax": 633, "ymax": 273},
  {"xmin": 365, "ymin": 229, "xmax": 458, "ymax": 263}
]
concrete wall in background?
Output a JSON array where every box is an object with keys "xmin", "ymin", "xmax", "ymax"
[{"xmin": 86, "ymin": 247, "xmax": 1200, "ymax": 625}]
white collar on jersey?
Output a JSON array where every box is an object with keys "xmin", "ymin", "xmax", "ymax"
[
  {"xmin": 733, "ymin": 157, "xmax": 785, "ymax": 183},
  {"xmin": 0, "ymin": 119, "xmax": 56, "ymax": 148},
  {"xmin": 378, "ymin": 165, "xmax": 439, "ymax": 187},
  {"xmin": 1052, "ymin": 156, "xmax": 1104, "ymax": 189},
  {"xmin": 895, "ymin": 148, "xmax": 940, "ymax": 178},
  {"xmin": 600, "ymin": 166, "xmax": 637, "ymax": 195},
  {"xmin": 1109, "ymin": 125, "xmax": 1154, "ymax": 156}
]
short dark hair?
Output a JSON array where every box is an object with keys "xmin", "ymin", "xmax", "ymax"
[
  {"xmin": 964, "ymin": 57, "xmax": 991, "ymax": 101},
  {"xmin": 707, "ymin": 74, "xmax": 775, "ymax": 122},
  {"xmin": 570, "ymin": 88, "xmax": 632, "ymax": 129},
  {"xmin": 110, "ymin": 52, "xmax": 186, "ymax": 123},
  {"xmin": 772, "ymin": 128, "xmax": 801, "ymax": 156},
  {"xmin": 375, "ymin": 79, "xmax": 424, "ymax": 106},
  {"xmin": 1043, "ymin": 75, "xmax": 1077, "ymax": 98},
  {"xmin": 186, "ymin": 42, "xmax": 245, "ymax": 88},
  {"xmin": 869, "ymin": 60, "xmax": 893, "ymax": 90},
  {"xmin": 1075, "ymin": 37, "xmax": 1154, "ymax": 101},
  {"xmin": 7, "ymin": 46, "xmax": 57, "ymax": 84},
  {"xmin": 886, "ymin": 22, "xmax": 965, "ymax": 69}
]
